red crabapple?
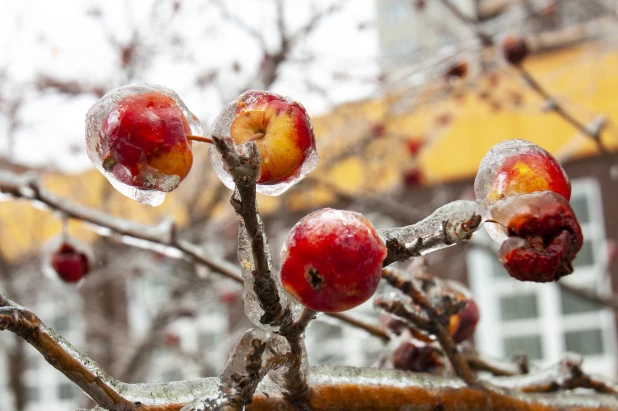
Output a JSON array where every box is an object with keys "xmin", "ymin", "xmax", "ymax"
[
  {"xmin": 50, "ymin": 242, "xmax": 91, "ymax": 283},
  {"xmin": 280, "ymin": 208, "xmax": 387, "ymax": 312},
  {"xmin": 502, "ymin": 36, "xmax": 529, "ymax": 65},
  {"xmin": 86, "ymin": 84, "xmax": 202, "ymax": 205},
  {"xmin": 491, "ymin": 191, "xmax": 583, "ymax": 282},
  {"xmin": 209, "ymin": 90, "xmax": 318, "ymax": 196},
  {"xmin": 392, "ymin": 340, "xmax": 443, "ymax": 373},
  {"xmin": 448, "ymin": 299, "xmax": 480, "ymax": 343},
  {"xmin": 475, "ymin": 139, "xmax": 571, "ymax": 242}
]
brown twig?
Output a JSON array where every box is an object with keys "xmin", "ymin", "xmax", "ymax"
[
  {"xmin": 464, "ymin": 352, "xmax": 529, "ymax": 377},
  {"xmin": 380, "ymin": 267, "xmax": 478, "ymax": 386}
]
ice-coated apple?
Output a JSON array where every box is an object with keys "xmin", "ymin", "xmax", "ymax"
[
  {"xmin": 475, "ymin": 139, "xmax": 571, "ymax": 242},
  {"xmin": 86, "ymin": 84, "xmax": 202, "ymax": 206},
  {"xmin": 448, "ymin": 299, "xmax": 480, "ymax": 343},
  {"xmin": 280, "ymin": 208, "xmax": 387, "ymax": 312},
  {"xmin": 208, "ymin": 90, "xmax": 318, "ymax": 196}
]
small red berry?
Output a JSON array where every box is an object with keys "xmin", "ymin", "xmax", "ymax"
[
  {"xmin": 402, "ymin": 168, "xmax": 424, "ymax": 188},
  {"xmin": 280, "ymin": 209, "xmax": 387, "ymax": 312},
  {"xmin": 502, "ymin": 36, "xmax": 529, "ymax": 65},
  {"xmin": 50, "ymin": 243, "xmax": 91, "ymax": 283},
  {"xmin": 392, "ymin": 341, "xmax": 443, "ymax": 373},
  {"xmin": 448, "ymin": 299, "xmax": 480, "ymax": 343},
  {"xmin": 492, "ymin": 191, "xmax": 583, "ymax": 282}
]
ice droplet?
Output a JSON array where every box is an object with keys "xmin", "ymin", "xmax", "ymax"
[
  {"xmin": 85, "ymin": 83, "xmax": 203, "ymax": 206},
  {"xmin": 207, "ymin": 90, "xmax": 318, "ymax": 196}
]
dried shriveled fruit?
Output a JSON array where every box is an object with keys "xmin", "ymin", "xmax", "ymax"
[
  {"xmin": 280, "ymin": 208, "xmax": 387, "ymax": 312},
  {"xmin": 491, "ymin": 191, "xmax": 583, "ymax": 282}
]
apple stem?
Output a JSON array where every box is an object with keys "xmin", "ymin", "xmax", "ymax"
[
  {"xmin": 186, "ymin": 135, "xmax": 214, "ymax": 144},
  {"xmin": 248, "ymin": 132, "xmax": 265, "ymax": 141}
]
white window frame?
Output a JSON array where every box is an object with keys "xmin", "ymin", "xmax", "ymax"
[{"xmin": 467, "ymin": 178, "xmax": 617, "ymax": 377}]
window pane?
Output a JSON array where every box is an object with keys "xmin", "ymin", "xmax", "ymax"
[
  {"xmin": 491, "ymin": 256, "xmax": 509, "ymax": 278},
  {"xmin": 573, "ymin": 241, "xmax": 594, "ymax": 268},
  {"xmin": 500, "ymin": 294, "xmax": 538, "ymax": 321},
  {"xmin": 503, "ymin": 335, "xmax": 543, "ymax": 360},
  {"xmin": 565, "ymin": 329, "xmax": 604, "ymax": 355},
  {"xmin": 26, "ymin": 386, "xmax": 40, "ymax": 402},
  {"xmin": 560, "ymin": 289, "xmax": 602, "ymax": 314},
  {"xmin": 58, "ymin": 383, "xmax": 75, "ymax": 400},
  {"xmin": 570, "ymin": 196, "xmax": 590, "ymax": 224}
]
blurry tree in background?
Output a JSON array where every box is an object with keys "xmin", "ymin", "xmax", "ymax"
[{"xmin": 1, "ymin": 0, "xmax": 618, "ymax": 410}]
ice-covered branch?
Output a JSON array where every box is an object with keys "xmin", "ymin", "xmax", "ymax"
[
  {"xmin": 379, "ymin": 200, "xmax": 486, "ymax": 266},
  {"xmin": 0, "ymin": 169, "xmax": 381, "ymax": 340},
  {"xmin": 2, "ymin": 293, "xmax": 618, "ymax": 410},
  {"xmin": 464, "ymin": 352, "xmax": 529, "ymax": 377},
  {"xmin": 380, "ymin": 267, "xmax": 477, "ymax": 386},
  {"xmin": 487, "ymin": 354, "xmax": 618, "ymax": 395}
]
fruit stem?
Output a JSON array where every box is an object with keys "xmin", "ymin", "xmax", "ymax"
[
  {"xmin": 247, "ymin": 132, "xmax": 265, "ymax": 141},
  {"xmin": 186, "ymin": 135, "xmax": 214, "ymax": 144}
]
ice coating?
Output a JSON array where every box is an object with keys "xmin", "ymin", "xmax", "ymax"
[
  {"xmin": 208, "ymin": 90, "xmax": 318, "ymax": 196},
  {"xmin": 237, "ymin": 213, "xmax": 305, "ymax": 331},
  {"xmin": 379, "ymin": 200, "xmax": 489, "ymax": 256},
  {"xmin": 280, "ymin": 208, "xmax": 387, "ymax": 312},
  {"xmin": 41, "ymin": 236, "xmax": 93, "ymax": 284},
  {"xmin": 475, "ymin": 139, "xmax": 570, "ymax": 242},
  {"xmin": 85, "ymin": 83, "xmax": 203, "ymax": 206}
]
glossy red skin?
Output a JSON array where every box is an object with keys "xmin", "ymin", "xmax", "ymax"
[
  {"xmin": 498, "ymin": 192, "xmax": 583, "ymax": 282},
  {"xmin": 232, "ymin": 91, "xmax": 315, "ymax": 185},
  {"xmin": 492, "ymin": 152, "xmax": 571, "ymax": 202},
  {"xmin": 102, "ymin": 92, "xmax": 192, "ymax": 188},
  {"xmin": 392, "ymin": 341, "xmax": 443, "ymax": 373},
  {"xmin": 51, "ymin": 243, "xmax": 90, "ymax": 283},
  {"xmin": 449, "ymin": 299, "xmax": 480, "ymax": 343},
  {"xmin": 502, "ymin": 37, "xmax": 529, "ymax": 65},
  {"xmin": 280, "ymin": 208, "xmax": 387, "ymax": 312}
]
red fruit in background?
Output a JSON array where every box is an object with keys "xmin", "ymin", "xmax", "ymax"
[
  {"xmin": 280, "ymin": 208, "xmax": 387, "ymax": 312},
  {"xmin": 392, "ymin": 341, "xmax": 443, "ymax": 373},
  {"xmin": 502, "ymin": 36, "xmax": 529, "ymax": 65},
  {"xmin": 51, "ymin": 243, "xmax": 91, "ymax": 283},
  {"xmin": 444, "ymin": 61, "xmax": 468, "ymax": 79},
  {"xmin": 492, "ymin": 191, "xmax": 583, "ymax": 282},
  {"xmin": 229, "ymin": 90, "xmax": 316, "ymax": 185},
  {"xmin": 406, "ymin": 139, "xmax": 424, "ymax": 156},
  {"xmin": 448, "ymin": 299, "xmax": 480, "ymax": 343},
  {"xmin": 402, "ymin": 168, "xmax": 424, "ymax": 188}
]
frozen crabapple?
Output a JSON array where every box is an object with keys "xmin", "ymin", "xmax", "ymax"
[
  {"xmin": 42, "ymin": 238, "xmax": 92, "ymax": 283},
  {"xmin": 448, "ymin": 299, "xmax": 480, "ymax": 343},
  {"xmin": 280, "ymin": 208, "xmax": 387, "ymax": 312},
  {"xmin": 491, "ymin": 191, "xmax": 583, "ymax": 282},
  {"xmin": 475, "ymin": 139, "xmax": 571, "ymax": 242},
  {"xmin": 502, "ymin": 36, "xmax": 529, "ymax": 66},
  {"xmin": 391, "ymin": 340, "xmax": 443, "ymax": 373},
  {"xmin": 86, "ymin": 84, "xmax": 202, "ymax": 206},
  {"xmin": 208, "ymin": 90, "xmax": 318, "ymax": 195}
]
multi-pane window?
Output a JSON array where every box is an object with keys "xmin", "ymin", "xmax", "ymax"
[{"xmin": 467, "ymin": 178, "xmax": 617, "ymax": 377}]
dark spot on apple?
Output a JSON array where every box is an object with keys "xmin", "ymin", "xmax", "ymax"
[{"xmin": 305, "ymin": 267, "xmax": 324, "ymax": 291}]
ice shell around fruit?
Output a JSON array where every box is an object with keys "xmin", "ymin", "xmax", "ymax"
[
  {"xmin": 85, "ymin": 83, "xmax": 203, "ymax": 206},
  {"xmin": 207, "ymin": 92, "xmax": 319, "ymax": 196},
  {"xmin": 474, "ymin": 139, "xmax": 569, "ymax": 243},
  {"xmin": 41, "ymin": 236, "xmax": 93, "ymax": 285}
]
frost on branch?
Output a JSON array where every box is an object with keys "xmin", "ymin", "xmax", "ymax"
[
  {"xmin": 208, "ymin": 90, "xmax": 318, "ymax": 196},
  {"xmin": 379, "ymin": 200, "xmax": 488, "ymax": 266},
  {"xmin": 85, "ymin": 83, "xmax": 202, "ymax": 206}
]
